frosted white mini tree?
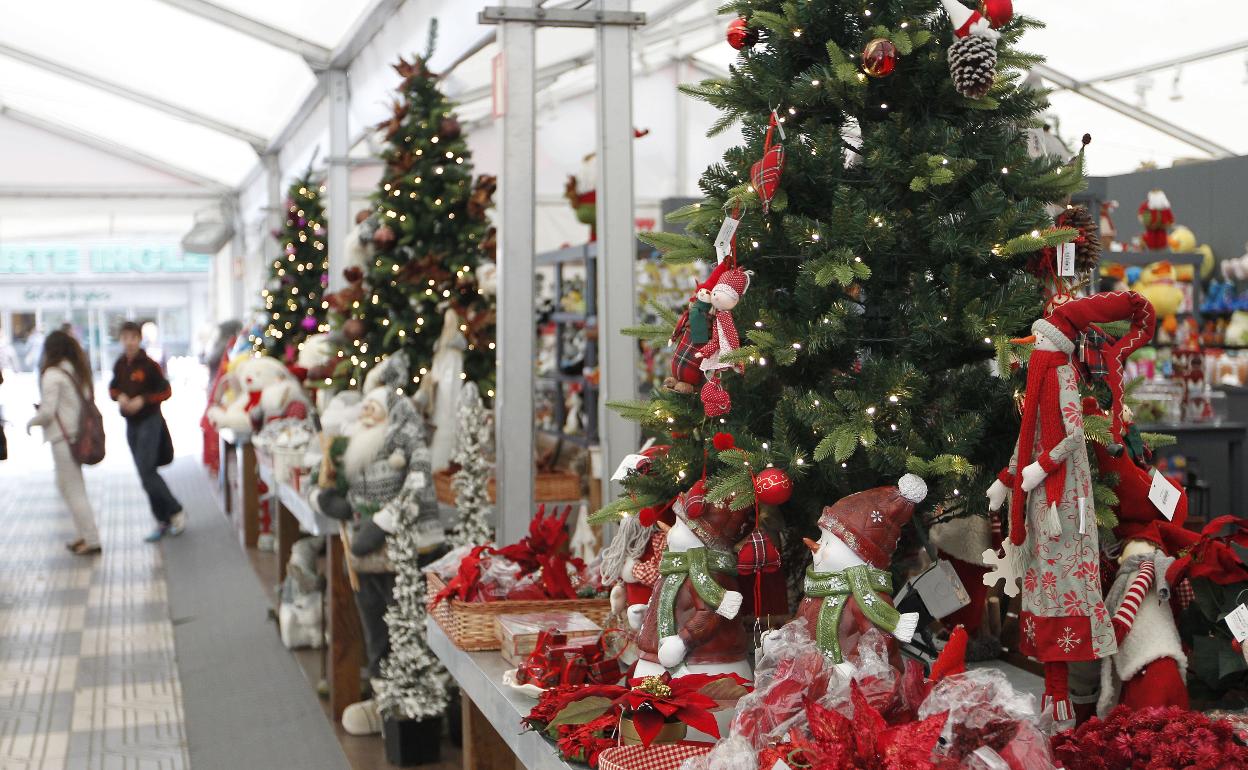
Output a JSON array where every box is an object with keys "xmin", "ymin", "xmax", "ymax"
[{"xmin": 449, "ymin": 381, "xmax": 494, "ymax": 547}]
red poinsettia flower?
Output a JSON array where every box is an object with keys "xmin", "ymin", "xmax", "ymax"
[
  {"xmin": 792, "ymin": 682, "xmax": 948, "ymax": 770},
  {"xmin": 556, "ymin": 712, "xmax": 618, "ymax": 767}
]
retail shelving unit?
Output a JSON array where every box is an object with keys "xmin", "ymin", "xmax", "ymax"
[{"xmin": 537, "ymin": 243, "xmax": 600, "ymax": 449}]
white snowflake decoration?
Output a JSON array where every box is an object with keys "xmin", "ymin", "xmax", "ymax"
[{"xmin": 1057, "ymin": 626, "xmax": 1081, "ymax": 653}]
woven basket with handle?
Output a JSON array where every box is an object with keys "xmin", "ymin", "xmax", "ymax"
[{"xmin": 425, "ymin": 571, "xmax": 610, "ymax": 651}]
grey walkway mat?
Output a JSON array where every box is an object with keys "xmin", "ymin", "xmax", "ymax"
[{"xmin": 161, "ymin": 458, "xmax": 350, "ymax": 770}]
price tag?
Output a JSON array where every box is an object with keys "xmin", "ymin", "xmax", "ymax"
[
  {"xmin": 971, "ymin": 746, "xmax": 1010, "ymax": 770},
  {"xmin": 771, "ymin": 109, "xmax": 787, "ymax": 141},
  {"xmin": 1058, "ymin": 242, "xmax": 1076, "ymax": 277},
  {"xmin": 610, "ymin": 454, "xmax": 648, "ymax": 481},
  {"xmin": 910, "ymin": 559, "xmax": 971, "ymax": 620},
  {"xmin": 1225, "ymin": 603, "xmax": 1248, "ymax": 642},
  {"xmin": 1148, "ymin": 469, "xmax": 1180, "ymax": 520},
  {"xmin": 714, "ymin": 217, "xmax": 739, "ymax": 263},
  {"xmin": 1078, "ymin": 497, "xmax": 1087, "ymax": 534}
]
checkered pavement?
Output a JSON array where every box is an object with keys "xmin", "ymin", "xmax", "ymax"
[{"xmin": 0, "ymin": 467, "xmax": 188, "ymax": 770}]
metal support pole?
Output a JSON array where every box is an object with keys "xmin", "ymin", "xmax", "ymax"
[
  {"xmin": 595, "ymin": 0, "xmax": 640, "ymax": 504},
  {"xmin": 229, "ymin": 193, "xmax": 248, "ymax": 321},
  {"xmin": 326, "ymin": 69, "xmax": 351, "ymax": 292},
  {"xmin": 495, "ymin": 0, "xmax": 538, "ymax": 545}
]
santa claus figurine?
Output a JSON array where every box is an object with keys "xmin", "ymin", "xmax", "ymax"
[
  {"xmin": 793, "ymin": 475, "xmax": 925, "ymax": 666},
  {"xmin": 632, "ymin": 479, "xmax": 753, "ymax": 682},
  {"xmin": 986, "ymin": 291, "xmax": 1154, "ymax": 721},
  {"xmin": 603, "ymin": 502, "xmax": 673, "ymax": 632},
  {"xmin": 1086, "ymin": 398, "xmax": 1190, "ymax": 717},
  {"xmin": 1138, "ymin": 189, "xmax": 1174, "ymax": 250}
]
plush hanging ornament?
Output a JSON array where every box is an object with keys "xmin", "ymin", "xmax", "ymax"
[
  {"xmin": 985, "ymin": 292, "xmax": 1156, "ymax": 722},
  {"xmin": 737, "ymin": 527, "xmax": 786, "ymax": 618},
  {"xmin": 664, "ymin": 263, "xmax": 729, "ymax": 395},
  {"xmin": 726, "ymin": 17, "xmax": 758, "ymax": 50},
  {"xmin": 372, "ymin": 223, "xmax": 397, "ymax": 251},
  {"xmin": 753, "ymin": 468, "xmax": 793, "ymax": 506},
  {"xmin": 790, "ymin": 475, "xmax": 926, "ymax": 665},
  {"xmin": 861, "ymin": 38, "xmax": 898, "ymax": 78},
  {"xmin": 942, "ymin": 0, "xmax": 999, "ymax": 99},
  {"xmin": 750, "ymin": 113, "xmax": 785, "ymax": 215},
  {"xmin": 697, "ymin": 268, "xmax": 749, "ymax": 374},
  {"xmin": 1138, "ymin": 189, "xmax": 1174, "ymax": 250},
  {"xmin": 978, "ymin": 0, "xmax": 1013, "ymax": 28},
  {"xmin": 700, "ymin": 378, "xmax": 732, "ymax": 418}
]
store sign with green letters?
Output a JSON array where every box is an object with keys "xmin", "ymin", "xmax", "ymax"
[{"xmin": 0, "ymin": 243, "xmax": 211, "ymax": 275}]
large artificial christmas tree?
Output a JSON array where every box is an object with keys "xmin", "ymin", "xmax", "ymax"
[
  {"xmin": 333, "ymin": 25, "xmax": 496, "ymax": 395},
  {"xmin": 255, "ymin": 173, "xmax": 329, "ymax": 360},
  {"xmin": 594, "ymin": 0, "xmax": 1085, "ymax": 567}
]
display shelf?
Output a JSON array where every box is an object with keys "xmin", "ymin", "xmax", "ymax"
[
  {"xmin": 428, "ymin": 619, "xmax": 577, "ymax": 770},
  {"xmin": 538, "ymin": 427, "xmax": 597, "ymax": 448},
  {"xmin": 548, "ymin": 311, "xmax": 596, "ymax": 325},
  {"xmin": 542, "ymin": 241, "xmax": 600, "ymax": 447}
]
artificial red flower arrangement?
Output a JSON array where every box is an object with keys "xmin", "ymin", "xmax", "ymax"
[
  {"xmin": 433, "ymin": 504, "xmax": 596, "ymax": 603},
  {"xmin": 524, "ymin": 673, "xmax": 750, "ymax": 766},
  {"xmin": 1051, "ymin": 705, "xmax": 1248, "ymax": 770}
]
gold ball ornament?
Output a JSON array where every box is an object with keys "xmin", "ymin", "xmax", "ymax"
[{"xmin": 861, "ymin": 38, "xmax": 898, "ymax": 78}]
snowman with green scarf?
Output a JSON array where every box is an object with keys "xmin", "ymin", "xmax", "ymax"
[{"xmin": 793, "ymin": 475, "xmax": 925, "ymax": 667}]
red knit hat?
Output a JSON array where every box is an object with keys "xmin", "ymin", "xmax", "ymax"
[
  {"xmin": 817, "ymin": 474, "xmax": 927, "ymax": 569},
  {"xmin": 713, "ymin": 268, "xmax": 750, "ymax": 304},
  {"xmin": 1034, "ymin": 291, "xmax": 1155, "ymax": 443}
]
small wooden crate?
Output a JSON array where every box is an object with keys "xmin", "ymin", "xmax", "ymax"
[
  {"xmin": 433, "ymin": 469, "xmax": 580, "ymax": 506},
  {"xmin": 425, "ymin": 572, "xmax": 610, "ymax": 652}
]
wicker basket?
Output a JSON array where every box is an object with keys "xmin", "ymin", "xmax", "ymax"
[
  {"xmin": 425, "ymin": 571, "xmax": 610, "ymax": 652},
  {"xmin": 433, "ymin": 469, "xmax": 580, "ymax": 506}
]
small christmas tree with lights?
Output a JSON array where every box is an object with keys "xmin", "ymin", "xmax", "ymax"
[
  {"xmin": 334, "ymin": 22, "xmax": 496, "ymax": 395},
  {"xmin": 255, "ymin": 173, "xmax": 328, "ymax": 360}
]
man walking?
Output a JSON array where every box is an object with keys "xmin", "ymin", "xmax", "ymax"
[{"xmin": 110, "ymin": 322, "xmax": 183, "ymax": 541}]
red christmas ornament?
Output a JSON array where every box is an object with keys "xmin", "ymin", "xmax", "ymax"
[
  {"xmin": 978, "ymin": 0, "xmax": 1013, "ymax": 28},
  {"xmin": 861, "ymin": 38, "xmax": 897, "ymax": 78},
  {"xmin": 712, "ymin": 432, "xmax": 735, "ymax": 451},
  {"xmin": 753, "ymin": 468, "xmax": 793, "ymax": 506},
  {"xmin": 701, "ymin": 378, "xmax": 731, "ymax": 418},
  {"xmin": 372, "ymin": 223, "xmax": 397, "ymax": 251},
  {"xmin": 750, "ymin": 118, "xmax": 785, "ymax": 215},
  {"xmin": 726, "ymin": 18, "xmax": 758, "ymax": 51}
]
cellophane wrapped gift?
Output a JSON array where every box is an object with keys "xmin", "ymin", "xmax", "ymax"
[
  {"xmin": 917, "ymin": 668, "xmax": 1053, "ymax": 770},
  {"xmin": 496, "ymin": 611, "xmax": 601, "ymax": 666}
]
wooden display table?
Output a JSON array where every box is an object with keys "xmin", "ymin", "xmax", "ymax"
[
  {"xmin": 428, "ymin": 619, "xmax": 577, "ymax": 770},
  {"xmin": 218, "ymin": 428, "xmax": 260, "ymax": 548},
  {"xmin": 253, "ymin": 456, "xmax": 366, "ymax": 722}
]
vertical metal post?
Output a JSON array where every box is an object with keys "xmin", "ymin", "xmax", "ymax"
[
  {"xmin": 675, "ymin": 58, "xmax": 688, "ymax": 196},
  {"xmin": 495, "ymin": 0, "xmax": 537, "ymax": 545},
  {"xmin": 229, "ymin": 193, "xmax": 249, "ymax": 321},
  {"xmin": 595, "ymin": 0, "xmax": 640, "ymax": 504},
  {"xmin": 326, "ymin": 69, "xmax": 351, "ymax": 293}
]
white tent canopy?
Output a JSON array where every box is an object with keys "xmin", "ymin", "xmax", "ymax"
[{"xmin": 1, "ymin": 0, "xmax": 1246, "ymax": 296}]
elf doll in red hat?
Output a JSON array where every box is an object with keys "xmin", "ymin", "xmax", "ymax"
[
  {"xmin": 664, "ymin": 263, "xmax": 730, "ymax": 395},
  {"xmin": 1085, "ymin": 397, "xmax": 1190, "ymax": 716},
  {"xmin": 792, "ymin": 475, "xmax": 926, "ymax": 667},
  {"xmin": 986, "ymin": 291, "xmax": 1155, "ymax": 722}
]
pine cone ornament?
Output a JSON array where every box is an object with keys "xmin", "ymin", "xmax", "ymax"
[
  {"xmin": 947, "ymin": 34, "xmax": 997, "ymax": 99},
  {"xmin": 1058, "ymin": 205, "xmax": 1102, "ymax": 274}
]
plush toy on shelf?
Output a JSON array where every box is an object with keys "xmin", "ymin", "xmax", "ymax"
[
  {"xmin": 1137, "ymin": 189, "xmax": 1174, "ymax": 250},
  {"xmin": 206, "ymin": 355, "xmax": 308, "ymax": 434},
  {"xmin": 792, "ymin": 476, "xmax": 925, "ymax": 667},
  {"xmin": 986, "ymin": 291, "xmax": 1155, "ymax": 722},
  {"xmin": 632, "ymin": 479, "xmax": 753, "ymax": 683}
]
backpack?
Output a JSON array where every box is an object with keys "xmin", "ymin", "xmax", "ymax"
[{"xmin": 55, "ymin": 373, "xmax": 106, "ymax": 466}]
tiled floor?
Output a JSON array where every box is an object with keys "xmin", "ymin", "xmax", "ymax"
[{"xmin": 0, "ymin": 470, "xmax": 189, "ymax": 770}]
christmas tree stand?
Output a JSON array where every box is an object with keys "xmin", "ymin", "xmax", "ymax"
[{"xmin": 382, "ymin": 714, "xmax": 443, "ymax": 766}]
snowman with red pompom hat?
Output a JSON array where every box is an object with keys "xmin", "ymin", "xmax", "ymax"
[{"xmin": 785, "ymin": 475, "xmax": 925, "ymax": 669}]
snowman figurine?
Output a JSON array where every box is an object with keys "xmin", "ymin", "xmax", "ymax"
[
  {"xmin": 792, "ymin": 475, "xmax": 926, "ymax": 668},
  {"xmin": 631, "ymin": 479, "xmax": 753, "ymax": 683}
]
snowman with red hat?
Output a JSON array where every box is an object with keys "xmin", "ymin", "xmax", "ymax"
[
  {"xmin": 791, "ymin": 476, "xmax": 925, "ymax": 667},
  {"xmin": 986, "ymin": 291, "xmax": 1155, "ymax": 723},
  {"xmin": 1084, "ymin": 398, "xmax": 1190, "ymax": 716},
  {"xmin": 631, "ymin": 479, "xmax": 753, "ymax": 683}
]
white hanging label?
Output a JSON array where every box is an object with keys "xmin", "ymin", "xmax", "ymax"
[
  {"xmin": 1058, "ymin": 242, "xmax": 1076, "ymax": 277},
  {"xmin": 1078, "ymin": 496, "xmax": 1088, "ymax": 534},
  {"xmin": 911, "ymin": 559, "xmax": 971, "ymax": 619},
  {"xmin": 1148, "ymin": 469, "xmax": 1180, "ymax": 520},
  {"xmin": 771, "ymin": 109, "xmax": 787, "ymax": 141},
  {"xmin": 611, "ymin": 453, "xmax": 650, "ymax": 481},
  {"xmin": 714, "ymin": 217, "xmax": 740, "ymax": 263},
  {"xmin": 971, "ymin": 746, "xmax": 1010, "ymax": 770},
  {"xmin": 1225, "ymin": 604, "xmax": 1248, "ymax": 642}
]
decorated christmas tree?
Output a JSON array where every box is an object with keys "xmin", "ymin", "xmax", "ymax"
[
  {"xmin": 333, "ymin": 23, "xmax": 496, "ymax": 395},
  {"xmin": 254, "ymin": 173, "xmax": 328, "ymax": 360},
  {"xmin": 449, "ymin": 381, "xmax": 494, "ymax": 547},
  {"xmin": 593, "ymin": 0, "xmax": 1085, "ymax": 561}
]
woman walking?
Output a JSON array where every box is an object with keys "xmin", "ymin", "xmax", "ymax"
[{"xmin": 27, "ymin": 331, "xmax": 102, "ymax": 555}]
